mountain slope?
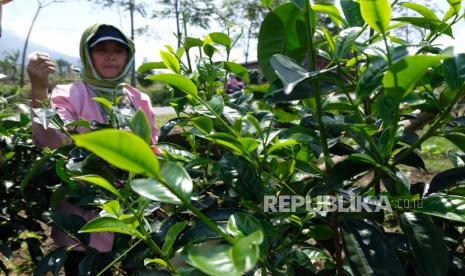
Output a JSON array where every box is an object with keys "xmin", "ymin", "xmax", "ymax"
[{"xmin": 0, "ymin": 29, "xmax": 79, "ymax": 65}]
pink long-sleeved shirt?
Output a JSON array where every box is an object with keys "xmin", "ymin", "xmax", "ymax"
[
  {"xmin": 32, "ymin": 81, "xmax": 159, "ymax": 148},
  {"xmin": 31, "ymin": 81, "xmax": 159, "ymax": 252}
]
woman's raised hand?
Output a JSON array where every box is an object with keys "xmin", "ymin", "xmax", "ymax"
[
  {"xmin": 27, "ymin": 52, "xmax": 55, "ymax": 107},
  {"xmin": 27, "ymin": 52, "xmax": 55, "ymax": 90}
]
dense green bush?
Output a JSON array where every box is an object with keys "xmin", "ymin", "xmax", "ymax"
[{"xmin": 4, "ymin": 0, "xmax": 465, "ymax": 275}]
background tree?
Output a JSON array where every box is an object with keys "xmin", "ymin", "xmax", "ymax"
[
  {"xmin": 19, "ymin": 0, "xmax": 73, "ymax": 87},
  {"xmin": 0, "ymin": 50, "xmax": 19, "ymax": 81},
  {"xmin": 391, "ymin": 0, "xmax": 441, "ymax": 43},
  {"xmin": 217, "ymin": 0, "xmax": 286, "ymax": 64},
  {"xmin": 153, "ymin": 0, "xmax": 216, "ymax": 48},
  {"xmin": 55, "ymin": 58, "xmax": 71, "ymax": 77}
]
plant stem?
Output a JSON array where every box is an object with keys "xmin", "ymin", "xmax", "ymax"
[
  {"xmin": 335, "ymin": 64, "xmax": 364, "ymax": 122},
  {"xmin": 223, "ymin": 43, "xmax": 231, "ymax": 93},
  {"xmin": 382, "ymin": 35, "xmax": 393, "ymax": 67},
  {"xmin": 120, "ymin": 175, "xmax": 178, "ymax": 273},
  {"xmin": 97, "ymin": 239, "xmax": 143, "ymax": 276},
  {"xmin": 426, "ymin": 14, "xmax": 459, "ymax": 44},
  {"xmin": 393, "ymin": 93, "xmax": 464, "ymax": 165},
  {"xmin": 303, "ymin": 0, "xmax": 332, "ymax": 170},
  {"xmin": 196, "ymin": 96, "xmax": 238, "ymax": 137},
  {"xmin": 159, "ymin": 177, "xmax": 235, "ymax": 244},
  {"xmin": 393, "ymin": 114, "xmax": 442, "ymax": 166},
  {"xmin": 127, "ymin": 203, "xmax": 178, "ymax": 272},
  {"xmin": 382, "ymin": 34, "xmax": 401, "ymax": 162},
  {"xmin": 183, "ymin": 199, "xmax": 235, "ymax": 244},
  {"xmin": 331, "ymin": 211, "xmax": 344, "ymax": 276}
]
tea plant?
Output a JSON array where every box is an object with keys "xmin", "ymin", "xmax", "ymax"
[
  {"xmin": 0, "ymin": 94, "xmax": 56, "ymax": 274},
  {"xmin": 14, "ymin": 0, "xmax": 465, "ymax": 275}
]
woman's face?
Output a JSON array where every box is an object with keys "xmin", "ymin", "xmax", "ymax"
[{"xmin": 90, "ymin": 41, "xmax": 128, "ymax": 79}]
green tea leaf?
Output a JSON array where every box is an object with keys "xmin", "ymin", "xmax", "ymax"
[
  {"xmin": 448, "ymin": 0, "xmax": 462, "ymax": 13},
  {"xmin": 137, "ymin": 62, "xmax": 166, "ymax": 73},
  {"xmin": 92, "ymin": 97, "xmax": 113, "ymax": 111},
  {"xmin": 80, "ymin": 217, "xmax": 144, "ymax": 239},
  {"xmin": 160, "ymin": 50, "xmax": 180, "ymax": 74},
  {"xmin": 270, "ymin": 54, "xmax": 335, "ymax": 95},
  {"xmin": 231, "ymin": 231, "xmax": 263, "ymax": 272},
  {"xmin": 129, "ymin": 109, "xmax": 151, "ymax": 145},
  {"xmin": 101, "ymin": 200, "xmax": 121, "ymax": 216},
  {"xmin": 399, "ymin": 212, "xmax": 449, "ymax": 276},
  {"xmin": 188, "ymin": 231, "xmax": 263, "ymax": 276},
  {"xmin": 144, "ymin": 258, "xmax": 168, "ymax": 268},
  {"xmin": 290, "ymin": 0, "xmax": 304, "ymax": 10},
  {"xmin": 223, "ymin": 62, "xmax": 249, "ymax": 82},
  {"xmin": 146, "ymin": 73, "xmax": 198, "ymax": 97},
  {"xmin": 286, "ymin": 249, "xmax": 319, "ymax": 272},
  {"xmin": 360, "ymin": 0, "xmax": 391, "ymax": 33},
  {"xmin": 341, "ymin": 0, "xmax": 364, "ymax": 27},
  {"xmin": 340, "ymin": 218, "xmax": 406, "ymax": 276},
  {"xmin": 258, "ymin": 3, "xmax": 307, "ymax": 83},
  {"xmin": 383, "ymin": 55, "xmax": 444, "ymax": 101},
  {"xmin": 266, "ymin": 139, "xmax": 299, "ymax": 155},
  {"xmin": 208, "ymin": 32, "xmax": 232, "ymax": 49},
  {"xmin": 260, "ymin": 0, "xmax": 274, "ymax": 9},
  {"xmin": 131, "ymin": 178, "xmax": 181, "ymax": 204},
  {"xmin": 392, "ymin": 17, "xmax": 453, "ymax": 37},
  {"xmin": 444, "ymin": 132, "xmax": 465, "ymax": 152},
  {"xmin": 356, "ymin": 46, "xmax": 409, "ymax": 101},
  {"xmin": 227, "ymin": 213, "xmax": 263, "ymax": 238},
  {"xmin": 443, "ymin": 54, "xmax": 465, "ymax": 91},
  {"xmin": 184, "ymin": 37, "xmax": 204, "ymax": 50},
  {"xmin": 188, "ymin": 244, "xmax": 240, "ymax": 276},
  {"xmin": 312, "ymin": 3, "xmax": 347, "ymax": 27},
  {"xmin": 219, "ymin": 154, "xmax": 263, "ymax": 203},
  {"xmin": 424, "ymin": 167, "xmax": 465, "ymax": 196},
  {"xmin": 326, "ymin": 157, "xmax": 373, "ymax": 190},
  {"xmin": 401, "ymin": 3, "xmax": 439, "ymax": 21},
  {"xmin": 192, "ymin": 116, "xmax": 213, "ymax": 135},
  {"xmin": 208, "ymin": 95, "xmax": 225, "ymax": 115},
  {"xmin": 376, "ymin": 95, "xmax": 398, "ymax": 127},
  {"xmin": 35, "ymin": 247, "xmax": 70, "ymax": 276},
  {"xmin": 245, "ymin": 115, "xmax": 263, "ymax": 137},
  {"xmin": 237, "ymin": 137, "xmax": 259, "ymax": 153},
  {"xmin": 209, "ymin": 133, "xmax": 245, "ymax": 155},
  {"xmin": 203, "ymin": 35, "xmax": 217, "ymax": 58},
  {"xmin": 412, "ymin": 195, "xmax": 465, "ymax": 223},
  {"xmin": 160, "ymin": 161, "xmax": 193, "ymax": 202},
  {"xmin": 131, "ymin": 162, "xmax": 192, "ymax": 204},
  {"xmin": 158, "ymin": 143, "xmax": 196, "ymax": 162},
  {"xmin": 321, "ymin": 26, "xmax": 335, "ymax": 55},
  {"xmin": 444, "ymin": 0, "xmax": 462, "ymax": 20},
  {"xmin": 73, "ymin": 129, "xmax": 160, "ymax": 177},
  {"xmin": 162, "ymin": 221, "xmax": 188, "ymax": 256},
  {"xmin": 74, "ymin": 174, "xmax": 122, "ymax": 199},
  {"xmin": 335, "ymin": 27, "xmax": 362, "ymax": 59}
]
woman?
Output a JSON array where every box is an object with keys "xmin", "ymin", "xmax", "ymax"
[
  {"xmin": 28, "ymin": 23, "xmax": 159, "ymax": 148},
  {"xmin": 27, "ymin": 24, "xmax": 159, "ymax": 274}
]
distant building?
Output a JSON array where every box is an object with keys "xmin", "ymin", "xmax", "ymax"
[{"xmin": 240, "ymin": 60, "xmax": 260, "ymax": 72}]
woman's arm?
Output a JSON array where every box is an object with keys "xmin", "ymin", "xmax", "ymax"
[
  {"xmin": 27, "ymin": 53, "xmax": 70, "ymax": 149},
  {"xmin": 27, "ymin": 52, "xmax": 55, "ymax": 108}
]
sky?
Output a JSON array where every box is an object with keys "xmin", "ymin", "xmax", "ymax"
[
  {"xmin": 2, "ymin": 0, "xmax": 465, "ymax": 68},
  {"xmin": 1, "ymin": 0, "xmax": 238, "ymax": 66}
]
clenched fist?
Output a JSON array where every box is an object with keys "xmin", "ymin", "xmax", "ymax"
[
  {"xmin": 27, "ymin": 52, "xmax": 55, "ymax": 90},
  {"xmin": 27, "ymin": 52, "xmax": 55, "ymax": 107}
]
